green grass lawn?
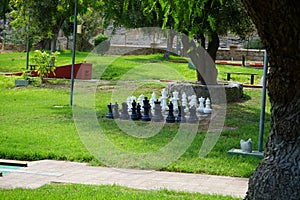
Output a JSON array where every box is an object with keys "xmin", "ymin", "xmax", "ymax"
[
  {"xmin": 0, "ymin": 52, "xmax": 269, "ymax": 199},
  {"xmin": 0, "ymin": 184, "xmax": 241, "ymax": 200}
]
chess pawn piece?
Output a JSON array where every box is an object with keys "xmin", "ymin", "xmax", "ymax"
[
  {"xmin": 176, "ymin": 105, "xmax": 186, "ymax": 123},
  {"xmin": 188, "ymin": 106, "xmax": 198, "ymax": 123},
  {"xmin": 113, "ymin": 102, "xmax": 120, "ymax": 119},
  {"xmin": 137, "ymin": 103, "xmax": 143, "ymax": 120},
  {"xmin": 152, "ymin": 99, "xmax": 164, "ymax": 122},
  {"xmin": 166, "ymin": 101, "xmax": 176, "ymax": 123},
  {"xmin": 150, "ymin": 91, "xmax": 156, "ymax": 111},
  {"xmin": 130, "ymin": 100, "xmax": 139, "ymax": 120},
  {"xmin": 171, "ymin": 90, "xmax": 179, "ymax": 111},
  {"xmin": 106, "ymin": 103, "xmax": 114, "ymax": 119},
  {"xmin": 120, "ymin": 102, "xmax": 130, "ymax": 120},
  {"xmin": 204, "ymin": 98, "xmax": 212, "ymax": 114},
  {"xmin": 197, "ymin": 97, "xmax": 205, "ymax": 113},
  {"xmin": 142, "ymin": 97, "xmax": 151, "ymax": 121},
  {"xmin": 160, "ymin": 88, "xmax": 168, "ymax": 111},
  {"xmin": 181, "ymin": 92, "xmax": 189, "ymax": 113}
]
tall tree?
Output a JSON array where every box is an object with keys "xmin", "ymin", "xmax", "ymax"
[
  {"xmin": 10, "ymin": 0, "xmax": 93, "ymax": 52},
  {"xmin": 0, "ymin": 0, "xmax": 11, "ymax": 51},
  {"xmin": 152, "ymin": 0, "xmax": 254, "ymax": 83},
  {"xmin": 240, "ymin": 1, "xmax": 300, "ymax": 199}
]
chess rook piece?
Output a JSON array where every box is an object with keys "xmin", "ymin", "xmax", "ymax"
[
  {"xmin": 142, "ymin": 97, "xmax": 151, "ymax": 121},
  {"xmin": 177, "ymin": 105, "xmax": 186, "ymax": 123},
  {"xmin": 166, "ymin": 101, "xmax": 176, "ymax": 123},
  {"xmin": 106, "ymin": 103, "xmax": 114, "ymax": 119},
  {"xmin": 113, "ymin": 102, "xmax": 120, "ymax": 119},
  {"xmin": 130, "ymin": 100, "xmax": 139, "ymax": 120},
  {"xmin": 188, "ymin": 106, "xmax": 198, "ymax": 123},
  {"xmin": 152, "ymin": 99, "xmax": 164, "ymax": 122},
  {"xmin": 204, "ymin": 98, "xmax": 212, "ymax": 114},
  {"xmin": 137, "ymin": 103, "xmax": 143, "ymax": 119},
  {"xmin": 120, "ymin": 102, "xmax": 130, "ymax": 120}
]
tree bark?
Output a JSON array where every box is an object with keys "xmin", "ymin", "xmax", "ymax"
[{"xmin": 241, "ymin": 0, "xmax": 300, "ymax": 199}]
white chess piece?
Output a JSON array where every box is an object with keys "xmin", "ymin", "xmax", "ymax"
[
  {"xmin": 127, "ymin": 96, "xmax": 132, "ymax": 112},
  {"xmin": 188, "ymin": 95, "xmax": 197, "ymax": 108},
  {"xmin": 150, "ymin": 91, "xmax": 156, "ymax": 111},
  {"xmin": 197, "ymin": 97, "xmax": 205, "ymax": 113},
  {"xmin": 181, "ymin": 92, "xmax": 189, "ymax": 113},
  {"xmin": 171, "ymin": 90, "xmax": 179, "ymax": 111},
  {"xmin": 160, "ymin": 88, "xmax": 168, "ymax": 111},
  {"xmin": 138, "ymin": 94, "xmax": 144, "ymax": 110},
  {"xmin": 204, "ymin": 98, "xmax": 212, "ymax": 114}
]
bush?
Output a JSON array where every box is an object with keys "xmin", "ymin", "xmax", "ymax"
[
  {"xmin": 244, "ymin": 37, "xmax": 264, "ymax": 49},
  {"xmin": 94, "ymin": 34, "xmax": 110, "ymax": 55}
]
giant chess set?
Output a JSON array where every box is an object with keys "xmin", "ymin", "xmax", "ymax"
[{"xmin": 106, "ymin": 88, "xmax": 212, "ymax": 123}]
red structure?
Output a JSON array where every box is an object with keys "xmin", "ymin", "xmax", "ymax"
[{"xmin": 30, "ymin": 62, "xmax": 92, "ymax": 80}]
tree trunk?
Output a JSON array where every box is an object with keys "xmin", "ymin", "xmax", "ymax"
[
  {"xmin": 241, "ymin": 0, "xmax": 300, "ymax": 199},
  {"xmin": 207, "ymin": 32, "xmax": 219, "ymax": 62},
  {"xmin": 50, "ymin": 37, "xmax": 57, "ymax": 52}
]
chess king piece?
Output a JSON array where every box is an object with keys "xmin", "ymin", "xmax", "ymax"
[
  {"xmin": 142, "ymin": 97, "xmax": 151, "ymax": 121},
  {"xmin": 204, "ymin": 98, "xmax": 212, "ymax": 114},
  {"xmin": 181, "ymin": 92, "xmax": 189, "ymax": 113},
  {"xmin": 160, "ymin": 88, "xmax": 168, "ymax": 111},
  {"xmin": 137, "ymin": 103, "xmax": 143, "ymax": 119},
  {"xmin": 176, "ymin": 105, "xmax": 186, "ymax": 123},
  {"xmin": 188, "ymin": 105, "xmax": 198, "ymax": 123},
  {"xmin": 130, "ymin": 100, "xmax": 139, "ymax": 120},
  {"xmin": 120, "ymin": 102, "xmax": 130, "ymax": 120},
  {"xmin": 197, "ymin": 97, "xmax": 205, "ymax": 113},
  {"xmin": 166, "ymin": 101, "xmax": 176, "ymax": 123},
  {"xmin": 152, "ymin": 99, "xmax": 164, "ymax": 122},
  {"xmin": 113, "ymin": 102, "xmax": 120, "ymax": 118},
  {"xmin": 106, "ymin": 103, "xmax": 114, "ymax": 119},
  {"xmin": 150, "ymin": 91, "xmax": 156, "ymax": 111},
  {"xmin": 171, "ymin": 90, "xmax": 179, "ymax": 111}
]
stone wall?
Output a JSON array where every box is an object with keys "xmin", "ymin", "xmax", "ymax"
[
  {"xmin": 0, "ymin": 43, "xmax": 26, "ymax": 52},
  {"xmin": 106, "ymin": 44, "xmax": 265, "ymax": 61}
]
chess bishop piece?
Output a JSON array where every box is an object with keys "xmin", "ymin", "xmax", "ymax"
[
  {"xmin": 166, "ymin": 101, "xmax": 176, "ymax": 123},
  {"xmin": 197, "ymin": 97, "xmax": 205, "ymax": 113},
  {"xmin": 130, "ymin": 100, "xmax": 139, "ymax": 120}
]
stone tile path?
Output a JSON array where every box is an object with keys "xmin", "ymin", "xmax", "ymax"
[{"xmin": 0, "ymin": 160, "xmax": 248, "ymax": 198}]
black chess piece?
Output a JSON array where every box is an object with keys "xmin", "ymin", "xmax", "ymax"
[
  {"xmin": 166, "ymin": 101, "xmax": 175, "ymax": 123},
  {"xmin": 113, "ymin": 102, "xmax": 120, "ymax": 119},
  {"xmin": 176, "ymin": 105, "xmax": 186, "ymax": 123},
  {"xmin": 120, "ymin": 102, "xmax": 130, "ymax": 120},
  {"xmin": 130, "ymin": 100, "xmax": 139, "ymax": 120},
  {"xmin": 142, "ymin": 97, "xmax": 151, "ymax": 121},
  {"xmin": 106, "ymin": 103, "xmax": 114, "ymax": 119},
  {"xmin": 188, "ymin": 105, "xmax": 198, "ymax": 123},
  {"xmin": 137, "ymin": 103, "xmax": 143, "ymax": 119},
  {"xmin": 152, "ymin": 99, "xmax": 164, "ymax": 122}
]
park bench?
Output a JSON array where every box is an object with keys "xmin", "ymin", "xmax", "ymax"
[{"xmin": 224, "ymin": 72, "xmax": 258, "ymax": 85}]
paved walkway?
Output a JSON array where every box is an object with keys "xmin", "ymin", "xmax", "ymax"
[{"xmin": 0, "ymin": 160, "xmax": 248, "ymax": 198}]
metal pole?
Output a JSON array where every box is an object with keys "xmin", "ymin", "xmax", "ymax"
[
  {"xmin": 258, "ymin": 51, "xmax": 268, "ymax": 152},
  {"xmin": 25, "ymin": 15, "xmax": 30, "ymax": 70},
  {"xmin": 70, "ymin": 0, "xmax": 78, "ymax": 106}
]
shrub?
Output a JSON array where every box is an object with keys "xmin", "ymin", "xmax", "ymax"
[
  {"xmin": 94, "ymin": 34, "xmax": 110, "ymax": 55},
  {"xmin": 31, "ymin": 50, "xmax": 60, "ymax": 83}
]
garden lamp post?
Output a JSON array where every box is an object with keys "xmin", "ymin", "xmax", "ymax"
[{"xmin": 70, "ymin": 0, "xmax": 78, "ymax": 106}]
